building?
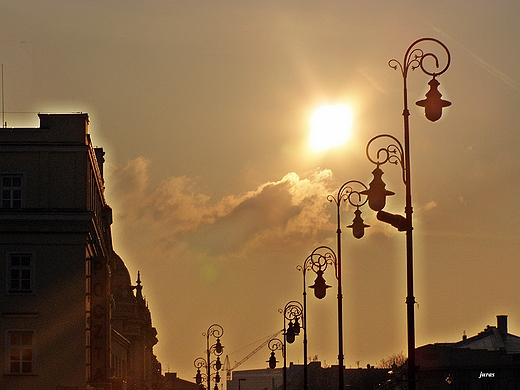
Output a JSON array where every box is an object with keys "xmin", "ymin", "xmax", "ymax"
[
  {"xmin": 227, "ymin": 361, "xmax": 389, "ymax": 390},
  {"xmin": 0, "ymin": 114, "xmax": 163, "ymax": 389},
  {"xmin": 381, "ymin": 315, "xmax": 520, "ymax": 389},
  {"xmin": 227, "ymin": 366, "xmax": 283, "ymax": 390},
  {"xmin": 163, "ymin": 372, "xmax": 203, "ymax": 390}
]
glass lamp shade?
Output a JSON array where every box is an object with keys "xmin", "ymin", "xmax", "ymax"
[
  {"xmin": 309, "ymin": 270, "xmax": 331, "ymax": 299},
  {"xmin": 361, "ymin": 166, "xmax": 394, "ymax": 211},
  {"xmin": 347, "ymin": 209, "xmax": 369, "ymax": 239},
  {"xmin": 215, "ymin": 339, "xmax": 223, "ymax": 354},
  {"xmin": 268, "ymin": 351, "xmax": 277, "ymax": 369},
  {"xmin": 416, "ymin": 77, "xmax": 451, "ymax": 122}
]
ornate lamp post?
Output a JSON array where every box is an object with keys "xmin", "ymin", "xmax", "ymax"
[
  {"xmin": 194, "ymin": 357, "xmax": 208, "ymax": 389},
  {"xmin": 276, "ymin": 301, "xmax": 302, "ymax": 390},
  {"xmin": 194, "ymin": 324, "xmax": 224, "ymax": 390},
  {"xmin": 362, "ymin": 38, "xmax": 451, "ymax": 390},
  {"xmin": 266, "ymin": 337, "xmax": 284, "ymax": 388},
  {"xmin": 297, "ymin": 246, "xmax": 338, "ymax": 390},
  {"xmin": 267, "ymin": 337, "xmax": 284, "ymax": 369},
  {"xmin": 326, "ymin": 180, "xmax": 369, "ymax": 390}
]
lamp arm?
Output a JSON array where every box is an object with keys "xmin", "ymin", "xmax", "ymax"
[
  {"xmin": 390, "ymin": 37, "xmax": 451, "ymax": 79},
  {"xmin": 366, "ymin": 134, "xmax": 406, "ymax": 185}
]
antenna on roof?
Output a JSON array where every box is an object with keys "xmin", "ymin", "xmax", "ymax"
[{"xmin": 1, "ymin": 63, "xmax": 4, "ymax": 127}]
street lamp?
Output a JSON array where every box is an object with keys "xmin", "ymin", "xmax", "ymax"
[
  {"xmin": 267, "ymin": 337, "xmax": 284, "ymax": 389},
  {"xmin": 194, "ymin": 357, "xmax": 208, "ymax": 389},
  {"xmin": 267, "ymin": 337, "xmax": 284, "ymax": 369},
  {"xmin": 362, "ymin": 37, "xmax": 451, "ymax": 390},
  {"xmin": 297, "ymin": 246, "xmax": 338, "ymax": 390},
  {"xmin": 277, "ymin": 301, "xmax": 302, "ymax": 390},
  {"xmin": 194, "ymin": 324, "xmax": 224, "ymax": 390},
  {"xmin": 326, "ymin": 180, "xmax": 369, "ymax": 390}
]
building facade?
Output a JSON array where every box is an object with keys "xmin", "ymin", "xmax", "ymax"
[{"xmin": 0, "ymin": 114, "xmax": 163, "ymax": 389}]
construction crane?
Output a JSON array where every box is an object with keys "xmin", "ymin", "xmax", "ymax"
[{"xmin": 224, "ymin": 330, "xmax": 283, "ymax": 381}]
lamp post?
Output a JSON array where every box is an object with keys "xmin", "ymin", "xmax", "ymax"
[
  {"xmin": 194, "ymin": 357, "xmax": 208, "ymax": 390},
  {"xmin": 277, "ymin": 301, "xmax": 302, "ymax": 390},
  {"xmin": 297, "ymin": 246, "xmax": 338, "ymax": 390},
  {"xmin": 326, "ymin": 180, "xmax": 369, "ymax": 390},
  {"xmin": 267, "ymin": 337, "xmax": 284, "ymax": 388},
  {"xmin": 362, "ymin": 38, "xmax": 451, "ymax": 390},
  {"xmin": 267, "ymin": 337, "xmax": 284, "ymax": 369},
  {"xmin": 195, "ymin": 324, "xmax": 224, "ymax": 390}
]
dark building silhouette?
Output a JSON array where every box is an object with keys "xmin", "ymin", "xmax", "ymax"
[
  {"xmin": 227, "ymin": 361, "xmax": 389, "ymax": 390},
  {"xmin": 164, "ymin": 372, "xmax": 203, "ymax": 390},
  {"xmin": 380, "ymin": 315, "xmax": 520, "ymax": 389},
  {"xmin": 0, "ymin": 114, "xmax": 165, "ymax": 389}
]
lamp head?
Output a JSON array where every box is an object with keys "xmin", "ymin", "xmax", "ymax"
[
  {"xmin": 215, "ymin": 356, "xmax": 222, "ymax": 371},
  {"xmin": 195, "ymin": 369, "xmax": 202, "ymax": 385},
  {"xmin": 415, "ymin": 76, "xmax": 451, "ymax": 122},
  {"xmin": 215, "ymin": 338, "xmax": 223, "ymax": 354},
  {"xmin": 347, "ymin": 208, "xmax": 369, "ymax": 239},
  {"xmin": 286, "ymin": 321, "xmax": 296, "ymax": 344},
  {"xmin": 361, "ymin": 166, "xmax": 394, "ymax": 211},
  {"xmin": 268, "ymin": 351, "xmax": 277, "ymax": 369},
  {"xmin": 309, "ymin": 270, "xmax": 331, "ymax": 299},
  {"xmin": 292, "ymin": 317, "xmax": 301, "ymax": 335}
]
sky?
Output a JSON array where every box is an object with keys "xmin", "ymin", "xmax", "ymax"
[{"xmin": 2, "ymin": 0, "xmax": 520, "ymax": 382}]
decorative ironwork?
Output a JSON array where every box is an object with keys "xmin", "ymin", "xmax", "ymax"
[
  {"xmin": 279, "ymin": 301, "xmax": 303, "ymax": 344},
  {"xmin": 194, "ymin": 324, "xmax": 224, "ymax": 390},
  {"xmin": 388, "ymin": 37, "xmax": 450, "ymax": 79},
  {"xmin": 327, "ymin": 180, "xmax": 369, "ymax": 209},
  {"xmin": 363, "ymin": 37, "xmax": 451, "ymax": 390},
  {"xmin": 307, "ymin": 245, "xmax": 338, "ymax": 285},
  {"xmin": 327, "ymin": 179, "xmax": 369, "ymax": 239},
  {"xmin": 204, "ymin": 324, "xmax": 223, "ymax": 338},
  {"xmin": 267, "ymin": 338, "xmax": 284, "ymax": 369},
  {"xmin": 365, "ymin": 134, "xmax": 405, "ymax": 183},
  {"xmin": 326, "ymin": 179, "xmax": 369, "ymax": 390},
  {"xmin": 297, "ymin": 246, "xmax": 338, "ymax": 390}
]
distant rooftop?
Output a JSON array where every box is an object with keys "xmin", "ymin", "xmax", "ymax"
[{"xmin": 433, "ymin": 315, "xmax": 520, "ymax": 354}]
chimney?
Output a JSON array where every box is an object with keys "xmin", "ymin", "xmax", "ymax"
[{"xmin": 497, "ymin": 315, "xmax": 508, "ymax": 335}]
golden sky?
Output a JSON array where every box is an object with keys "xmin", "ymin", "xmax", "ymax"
[{"xmin": 2, "ymin": 0, "xmax": 520, "ymax": 381}]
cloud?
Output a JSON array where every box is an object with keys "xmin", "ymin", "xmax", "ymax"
[
  {"xmin": 106, "ymin": 159, "xmax": 336, "ymax": 261},
  {"xmin": 423, "ymin": 201, "xmax": 437, "ymax": 211},
  {"xmin": 191, "ymin": 179, "xmax": 302, "ymax": 255},
  {"xmin": 107, "ymin": 157, "xmax": 211, "ymax": 232}
]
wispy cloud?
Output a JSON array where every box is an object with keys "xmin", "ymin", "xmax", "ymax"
[
  {"xmin": 429, "ymin": 24, "xmax": 519, "ymax": 91},
  {"xmin": 106, "ymin": 159, "xmax": 336, "ymax": 261}
]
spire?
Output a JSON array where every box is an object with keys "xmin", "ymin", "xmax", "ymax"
[{"xmin": 135, "ymin": 271, "xmax": 143, "ymax": 301}]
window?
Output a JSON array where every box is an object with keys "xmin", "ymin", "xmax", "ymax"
[
  {"xmin": 7, "ymin": 254, "xmax": 33, "ymax": 293},
  {"xmin": 8, "ymin": 331, "xmax": 33, "ymax": 374},
  {"xmin": 1, "ymin": 174, "xmax": 23, "ymax": 209}
]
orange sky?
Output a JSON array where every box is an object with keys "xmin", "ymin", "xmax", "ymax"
[{"xmin": 1, "ymin": 0, "xmax": 519, "ymax": 381}]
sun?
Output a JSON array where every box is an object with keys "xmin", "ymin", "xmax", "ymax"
[{"xmin": 309, "ymin": 104, "xmax": 353, "ymax": 152}]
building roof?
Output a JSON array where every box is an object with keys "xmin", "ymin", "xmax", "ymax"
[
  {"xmin": 453, "ymin": 322, "xmax": 520, "ymax": 354},
  {"xmin": 421, "ymin": 315, "xmax": 520, "ymax": 355}
]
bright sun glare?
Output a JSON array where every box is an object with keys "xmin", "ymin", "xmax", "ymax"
[{"xmin": 309, "ymin": 104, "xmax": 353, "ymax": 152}]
